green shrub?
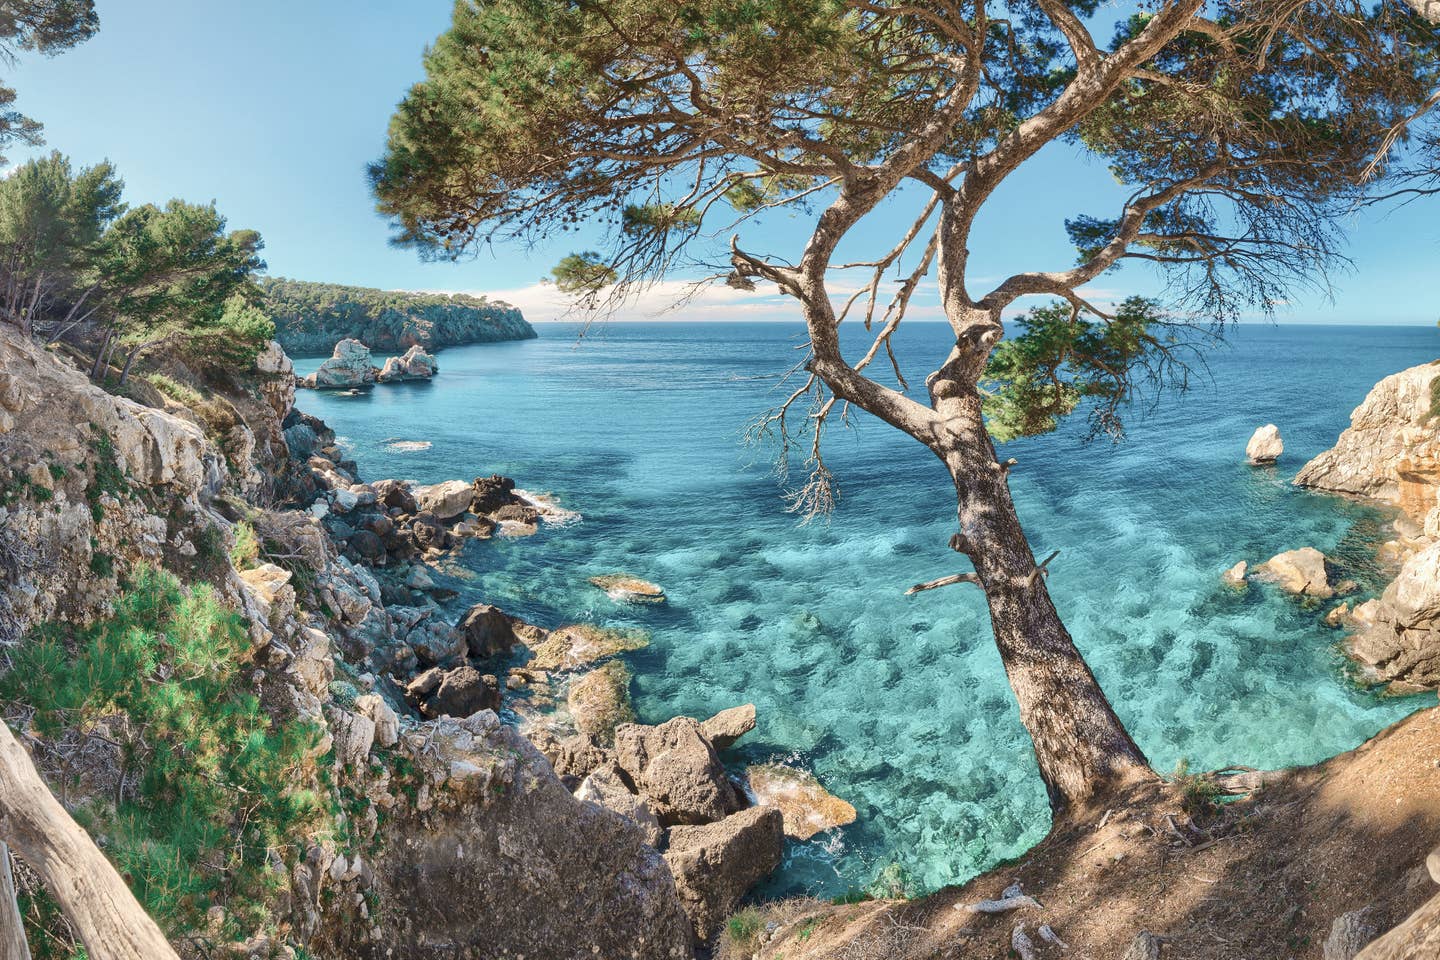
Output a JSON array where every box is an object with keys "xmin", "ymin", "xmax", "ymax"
[
  {"xmin": 229, "ymin": 519, "xmax": 259, "ymax": 569},
  {"xmin": 0, "ymin": 565, "xmax": 327, "ymax": 935},
  {"xmin": 723, "ymin": 906, "xmax": 766, "ymax": 953},
  {"xmin": 143, "ymin": 373, "xmax": 204, "ymax": 409}
]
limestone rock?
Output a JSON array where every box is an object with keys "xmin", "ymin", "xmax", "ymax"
[
  {"xmin": 1255, "ymin": 547, "xmax": 1334, "ymax": 598},
  {"xmin": 528, "ymin": 729, "xmax": 612, "ymax": 785},
  {"xmin": 470, "ymin": 473, "xmax": 520, "ymax": 515},
  {"xmin": 1296, "ymin": 361, "xmax": 1440, "ymax": 522},
  {"xmin": 1222, "ymin": 560, "xmax": 1248, "ymax": 586},
  {"xmin": 376, "ymin": 345, "xmax": 438, "ymax": 383},
  {"xmin": 1324, "ymin": 908, "xmax": 1378, "ymax": 960},
  {"xmin": 701, "ymin": 704, "xmax": 756, "ymax": 750},
  {"xmin": 307, "ymin": 339, "xmax": 377, "ymax": 390},
  {"xmin": 421, "ymin": 665, "xmax": 500, "ymax": 719},
  {"xmin": 744, "ymin": 763, "xmax": 857, "ymax": 840},
  {"xmin": 568, "ymin": 661, "xmax": 635, "ymax": 746},
  {"xmin": 527, "ymin": 623, "xmax": 649, "ymax": 671},
  {"xmin": 354, "ymin": 693, "xmax": 400, "ymax": 748},
  {"xmin": 575, "ymin": 762, "xmax": 664, "ymax": 847},
  {"xmin": 665, "ymin": 806, "xmax": 784, "ymax": 942},
  {"xmin": 1348, "ymin": 541, "xmax": 1440, "ymax": 690},
  {"xmin": 590, "ymin": 573, "xmax": 667, "ymax": 604},
  {"xmin": 413, "ymin": 479, "xmax": 473, "ymax": 521},
  {"xmin": 326, "ymin": 706, "xmax": 376, "ymax": 768},
  {"xmin": 457, "ymin": 602, "xmax": 517, "ymax": 659},
  {"xmin": 615, "ymin": 716, "xmax": 738, "ymax": 825},
  {"xmin": 321, "ymin": 711, "xmax": 692, "ymax": 959},
  {"xmin": 1246, "ymin": 424, "xmax": 1284, "ymax": 463}
]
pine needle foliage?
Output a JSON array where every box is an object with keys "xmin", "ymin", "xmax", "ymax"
[{"xmin": 0, "ymin": 565, "xmax": 327, "ymax": 936}]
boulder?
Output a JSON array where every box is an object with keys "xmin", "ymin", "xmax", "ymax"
[
  {"xmin": 308, "ymin": 339, "xmax": 377, "ymax": 390},
  {"xmin": 1255, "ymin": 547, "xmax": 1334, "ymax": 598},
  {"xmin": 1246, "ymin": 424, "xmax": 1284, "ymax": 464},
  {"xmin": 373, "ymin": 478, "xmax": 418, "ymax": 515},
  {"xmin": 407, "ymin": 512, "xmax": 450, "ymax": 551},
  {"xmin": 527, "ymin": 623, "xmax": 649, "ymax": 671},
  {"xmin": 458, "ymin": 603, "xmax": 518, "ymax": 659},
  {"xmin": 568, "ymin": 661, "xmax": 635, "ymax": 746},
  {"xmin": 376, "ymin": 345, "xmax": 438, "ymax": 383},
  {"xmin": 413, "ymin": 479, "xmax": 474, "ymax": 521},
  {"xmin": 325, "ymin": 712, "xmax": 693, "ymax": 960},
  {"xmin": 354, "ymin": 693, "xmax": 401, "ymax": 748},
  {"xmin": 575, "ymin": 762, "xmax": 664, "ymax": 847},
  {"xmin": 744, "ymin": 763, "xmax": 857, "ymax": 840},
  {"xmin": 470, "ymin": 474, "xmax": 519, "ymax": 515},
  {"xmin": 589, "ymin": 574, "xmax": 667, "ymax": 604},
  {"xmin": 664, "ymin": 806, "xmax": 784, "ymax": 942},
  {"xmin": 528, "ymin": 729, "xmax": 612, "ymax": 786},
  {"xmin": 615, "ymin": 716, "xmax": 738, "ymax": 825},
  {"xmin": 701, "ymin": 704, "xmax": 756, "ymax": 750},
  {"xmin": 1221, "ymin": 560, "xmax": 1248, "ymax": 586},
  {"xmin": 422, "ymin": 665, "xmax": 500, "ymax": 718},
  {"xmin": 407, "ymin": 621, "xmax": 466, "ymax": 668},
  {"xmin": 345, "ymin": 528, "xmax": 385, "ymax": 562}
]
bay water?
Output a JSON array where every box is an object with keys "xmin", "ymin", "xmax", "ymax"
[{"xmin": 294, "ymin": 321, "xmax": 1437, "ymax": 898}]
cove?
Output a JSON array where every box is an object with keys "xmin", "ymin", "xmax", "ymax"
[{"xmin": 294, "ymin": 320, "xmax": 1437, "ymax": 898}]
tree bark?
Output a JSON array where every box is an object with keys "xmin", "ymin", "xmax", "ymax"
[
  {"xmin": 0, "ymin": 722, "xmax": 178, "ymax": 960},
  {"xmin": 0, "ymin": 842, "xmax": 30, "ymax": 960},
  {"xmin": 932, "ymin": 389, "xmax": 1152, "ymax": 812},
  {"xmin": 1355, "ymin": 889, "xmax": 1440, "ymax": 959}
]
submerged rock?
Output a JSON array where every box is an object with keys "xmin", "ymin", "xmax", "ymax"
[
  {"xmin": 1255, "ymin": 547, "xmax": 1334, "ymax": 598},
  {"xmin": 1246, "ymin": 424, "xmax": 1284, "ymax": 464},
  {"xmin": 590, "ymin": 573, "xmax": 667, "ymax": 604},
  {"xmin": 665, "ymin": 806, "xmax": 784, "ymax": 942},
  {"xmin": 744, "ymin": 762, "xmax": 858, "ymax": 840},
  {"xmin": 528, "ymin": 623, "xmax": 650, "ymax": 671},
  {"xmin": 567, "ymin": 661, "xmax": 635, "ymax": 746}
]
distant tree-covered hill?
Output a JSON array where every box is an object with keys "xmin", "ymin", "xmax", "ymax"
[{"xmin": 260, "ymin": 278, "xmax": 536, "ymax": 357}]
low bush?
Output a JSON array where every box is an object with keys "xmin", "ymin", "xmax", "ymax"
[{"xmin": 0, "ymin": 564, "xmax": 328, "ymax": 937}]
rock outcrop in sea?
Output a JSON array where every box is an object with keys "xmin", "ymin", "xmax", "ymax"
[
  {"xmin": 1245, "ymin": 423, "xmax": 1284, "ymax": 463},
  {"xmin": 299, "ymin": 339, "xmax": 439, "ymax": 390},
  {"xmin": 1297, "ymin": 359, "xmax": 1440, "ymax": 691}
]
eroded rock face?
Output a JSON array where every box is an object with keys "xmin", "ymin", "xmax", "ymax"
[
  {"xmin": 1296, "ymin": 361, "xmax": 1440, "ymax": 520},
  {"xmin": 1349, "ymin": 541, "xmax": 1440, "ymax": 691},
  {"xmin": 576, "ymin": 762, "xmax": 664, "ymax": 847},
  {"xmin": 568, "ymin": 661, "xmax": 635, "ymax": 746},
  {"xmin": 320, "ymin": 712, "xmax": 693, "ymax": 960},
  {"xmin": 615, "ymin": 717, "xmax": 738, "ymax": 825},
  {"xmin": 665, "ymin": 806, "xmax": 784, "ymax": 942},
  {"xmin": 1246, "ymin": 424, "xmax": 1284, "ymax": 464}
]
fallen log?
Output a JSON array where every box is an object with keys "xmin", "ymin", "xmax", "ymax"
[{"xmin": 0, "ymin": 721, "xmax": 178, "ymax": 960}]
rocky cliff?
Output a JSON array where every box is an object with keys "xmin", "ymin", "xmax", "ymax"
[
  {"xmin": 0, "ymin": 326, "xmax": 691, "ymax": 959},
  {"xmin": 1296, "ymin": 359, "xmax": 1440, "ymax": 692},
  {"xmin": 260, "ymin": 277, "xmax": 536, "ymax": 357}
]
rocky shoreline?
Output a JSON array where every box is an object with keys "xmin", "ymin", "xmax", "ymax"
[{"xmin": 0, "ymin": 328, "xmax": 861, "ymax": 957}]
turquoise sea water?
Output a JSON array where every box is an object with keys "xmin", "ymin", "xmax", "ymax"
[{"xmin": 295, "ymin": 322, "xmax": 1437, "ymax": 898}]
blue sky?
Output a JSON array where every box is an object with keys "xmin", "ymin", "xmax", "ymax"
[{"xmin": 10, "ymin": 0, "xmax": 1440, "ymax": 324}]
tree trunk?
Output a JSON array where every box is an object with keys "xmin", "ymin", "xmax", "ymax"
[
  {"xmin": 934, "ymin": 390, "xmax": 1153, "ymax": 813},
  {"xmin": 90, "ymin": 329, "xmax": 113, "ymax": 381},
  {"xmin": 0, "ymin": 722, "xmax": 178, "ymax": 960},
  {"xmin": 0, "ymin": 842, "xmax": 30, "ymax": 960}
]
